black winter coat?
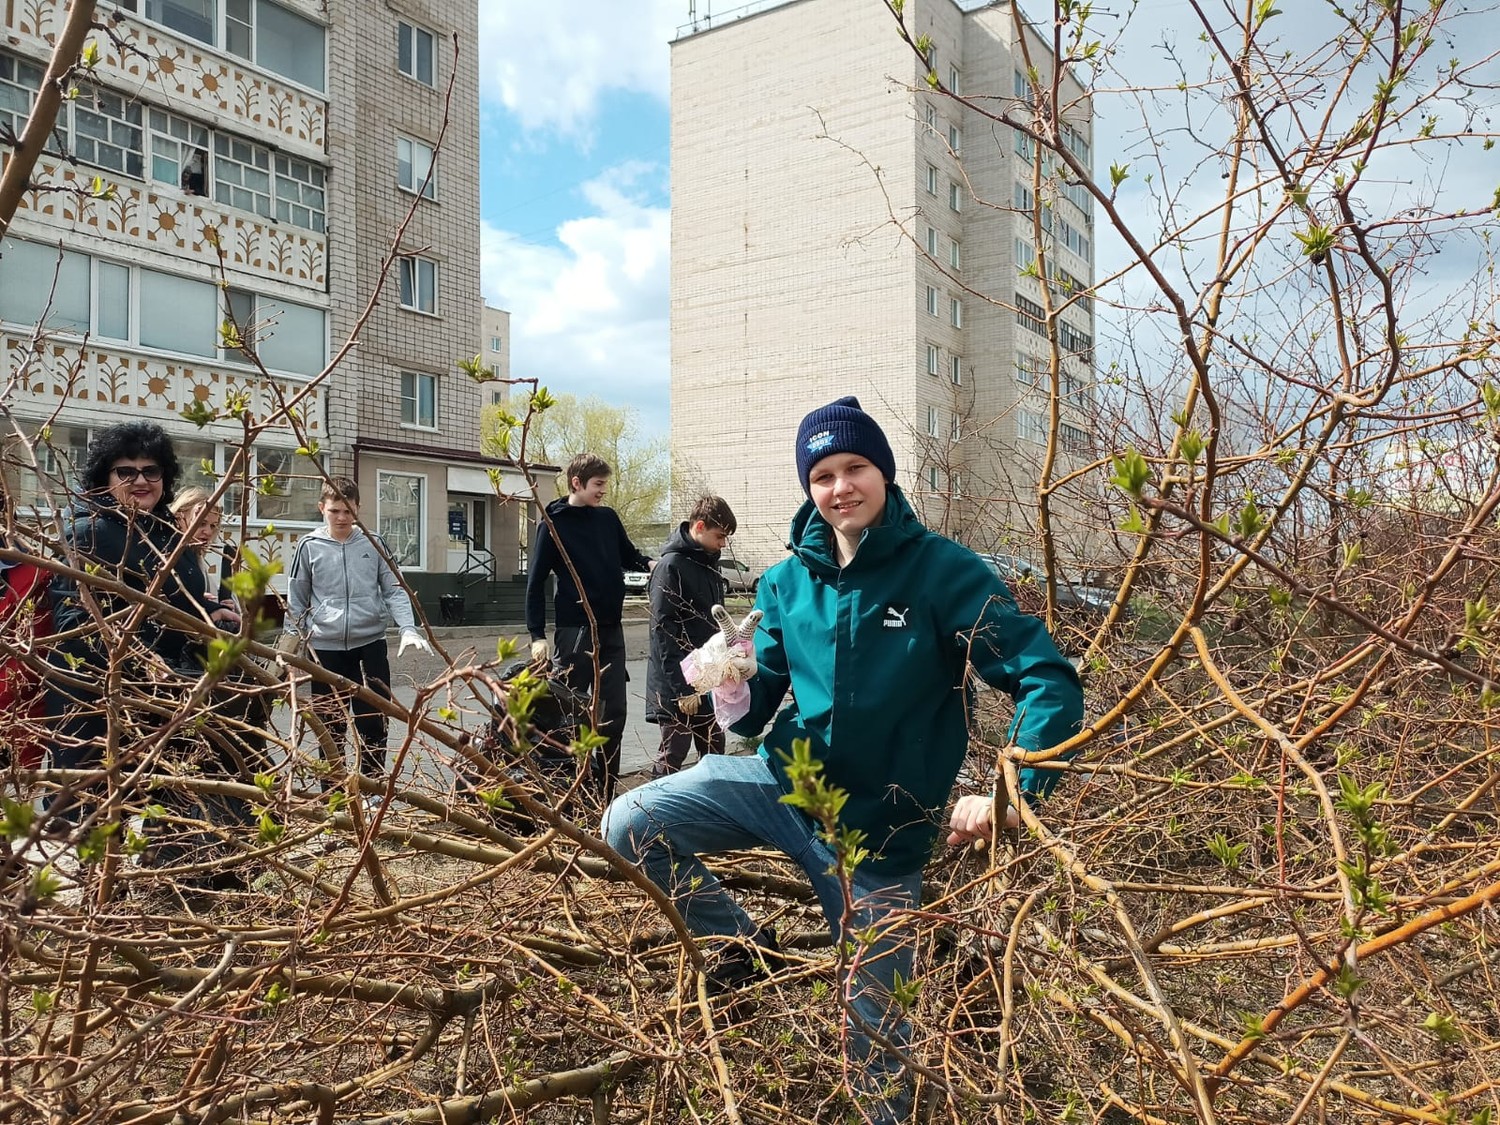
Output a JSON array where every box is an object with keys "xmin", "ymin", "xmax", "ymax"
[
  {"xmin": 50, "ymin": 498, "xmax": 213, "ymax": 675},
  {"xmin": 525, "ymin": 498, "xmax": 651, "ymax": 638},
  {"xmin": 645, "ymin": 523, "xmax": 728, "ymax": 723}
]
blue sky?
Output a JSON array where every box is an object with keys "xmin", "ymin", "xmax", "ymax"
[{"xmin": 476, "ymin": 1, "xmax": 680, "ymax": 439}]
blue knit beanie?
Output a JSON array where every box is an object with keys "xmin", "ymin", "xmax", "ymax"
[{"xmin": 794, "ymin": 396, "xmax": 897, "ymax": 494}]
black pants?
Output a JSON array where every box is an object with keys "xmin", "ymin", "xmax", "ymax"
[
  {"xmin": 651, "ymin": 711, "xmax": 725, "ymax": 777},
  {"xmin": 311, "ymin": 639, "xmax": 392, "ymax": 780},
  {"xmin": 553, "ymin": 623, "xmax": 628, "ymax": 803}
]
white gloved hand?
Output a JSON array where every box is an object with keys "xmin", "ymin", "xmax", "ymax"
[
  {"xmin": 676, "ymin": 693, "xmax": 702, "ymax": 717},
  {"xmin": 725, "ymin": 654, "xmax": 758, "ymax": 682},
  {"xmin": 530, "ymin": 637, "xmax": 551, "ymax": 663},
  {"xmin": 397, "ymin": 630, "xmax": 432, "ymax": 658}
]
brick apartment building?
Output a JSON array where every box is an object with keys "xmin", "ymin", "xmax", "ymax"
[
  {"xmin": 669, "ymin": 0, "xmax": 1099, "ymax": 570},
  {"xmin": 0, "ymin": 0, "xmax": 534, "ymax": 613}
]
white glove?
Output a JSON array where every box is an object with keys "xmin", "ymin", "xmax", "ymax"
[
  {"xmin": 726, "ymin": 654, "xmax": 758, "ymax": 682},
  {"xmin": 676, "ymin": 693, "xmax": 702, "ymax": 717},
  {"xmin": 530, "ymin": 637, "xmax": 551, "ymax": 663},
  {"xmin": 397, "ymin": 630, "xmax": 431, "ymax": 658}
]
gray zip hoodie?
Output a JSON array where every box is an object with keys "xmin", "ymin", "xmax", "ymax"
[{"xmin": 284, "ymin": 526, "xmax": 417, "ymax": 651}]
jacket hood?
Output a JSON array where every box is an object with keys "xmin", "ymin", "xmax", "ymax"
[
  {"xmin": 659, "ymin": 521, "xmax": 719, "ymax": 566},
  {"xmin": 786, "ymin": 484, "xmax": 925, "ymax": 577}
]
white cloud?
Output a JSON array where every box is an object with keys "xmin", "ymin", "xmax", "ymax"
[
  {"xmin": 476, "ymin": 0, "xmax": 682, "ymax": 138},
  {"xmin": 481, "ymin": 164, "xmax": 671, "ymax": 434}
]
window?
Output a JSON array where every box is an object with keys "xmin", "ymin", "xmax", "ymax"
[
  {"xmin": 950, "ymin": 239, "xmax": 960, "ymax": 271},
  {"xmin": 925, "ymin": 286, "xmax": 938, "ymax": 316},
  {"xmin": 1013, "ymin": 69, "xmax": 1034, "ymax": 106},
  {"xmin": 400, "ymin": 256, "xmax": 438, "ymax": 313},
  {"xmin": 147, "ymin": 109, "xmax": 209, "ymax": 194},
  {"xmin": 951, "ymin": 472, "xmax": 963, "ymax": 499},
  {"xmin": 1015, "ymin": 183, "xmax": 1034, "ymax": 212},
  {"xmin": 926, "ymin": 405, "xmax": 938, "ymax": 437},
  {"xmin": 73, "ymin": 87, "xmax": 144, "ymax": 178},
  {"xmin": 401, "ymin": 370, "xmax": 437, "ymax": 428},
  {"xmin": 96, "ymin": 261, "xmax": 130, "ymax": 340},
  {"xmin": 1059, "ymin": 216, "xmax": 1091, "ymax": 261},
  {"xmin": 927, "ymin": 466, "xmax": 941, "ymax": 490},
  {"xmin": 272, "ymin": 152, "xmax": 325, "ymax": 231},
  {"xmin": 252, "ymin": 446, "xmax": 324, "ymax": 524},
  {"xmin": 1017, "ymin": 409, "xmax": 1049, "ymax": 445},
  {"xmin": 948, "ymin": 65, "xmax": 960, "ymax": 94},
  {"xmin": 950, "ymin": 355, "xmax": 962, "ymax": 385},
  {"xmin": 398, "ymin": 21, "xmax": 437, "ymax": 86},
  {"xmin": 1016, "ymin": 293, "xmax": 1047, "ymax": 336},
  {"xmin": 1060, "ymin": 178, "xmax": 1091, "ymax": 212},
  {"xmin": 926, "ymin": 343, "xmax": 940, "ymax": 375},
  {"xmin": 377, "ymin": 471, "xmax": 425, "ymax": 569},
  {"xmin": 1016, "ymin": 355, "xmax": 1045, "ymax": 386},
  {"xmin": 1062, "ymin": 122, "xmax": 1091, "ymax": 163},
  {"xmin": 1060, "ymin": 422, "xmax": 1092, "ymax": 454},
  {"xmin": 1055, "ymin": 266, "xmax": 1093, "ymax": 316},
  {"xmin": 0, "ymin": 238, "xmax": 90, "ymax": 333},
  {"xmin": 1058, "ymin": 320, "xmax": 1093, "ymax": 357},
  {"xmin": 926, "ymin": 163, "xmax": 937, "ymax": 195},
  {"xmin": 948, "ymin": 180, "xmax": 961, "ymax": 212},
  {"xmin": 0, "ymin": 54, "xmax": 43, "ymax": 143},
  {"xmin": 948, "ymin": 122, "xmax": 960, "ymax": 153},
  {"xmin": 222, "ymin": 289, "xmax": 326, "ymax": 374},
  {"xmin": 923, "ymin": 101, "xmax": 936, "ymax": 128},
  {"xmin": 214, "ymin": 133, "xmax": 272, "ymax": 217},
  {"xmin": 951, "ymin": 413, "xmax": 962, "ymax": 443},
  {"xmin": 130, "ymin": 0, "xmax": 326, "ymax": 90},
  {"xmin": 1016, "ymin": 238, "xmax": 1036, "ymax": 271},
  {"xmin": 9, "ymin": 425, "xmax": 90, "ymax": 510},
  {"xmin": 397, "ymin": 134, "xmax": 436, "ymax": 198},
  {"xmin": 925, "ymin": 226, "xmax": 938, "ymax": 257},
  {"xmin": 950, "ymin": 298, "xmax": 962, "ymax": 328},
  {"xmin": 490, "ymin": 335, "xmax": 502, "ymax": 353},
  {"xmin": 1014, "ymin": 130, "xmax": 1035, "ymax": 160}
]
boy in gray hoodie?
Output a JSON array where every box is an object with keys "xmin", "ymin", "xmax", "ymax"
[{"xmin": 285, "ymin": 477, "xmax": 430, "ymax": 789}]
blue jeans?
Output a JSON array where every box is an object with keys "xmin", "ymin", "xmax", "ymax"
[{"xmin": 602, "ymin": 753, "xmax": 920, "ymax": 1122}]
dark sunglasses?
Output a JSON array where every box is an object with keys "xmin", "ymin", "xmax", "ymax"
[{"xmin": 111, "ymin": 465, "xmax": 164, "ymax": 483}]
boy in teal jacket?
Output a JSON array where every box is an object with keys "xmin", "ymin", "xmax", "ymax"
[{"xmin": 603, "ymin": 397, "xmax": 1083, "ymax": 1122}]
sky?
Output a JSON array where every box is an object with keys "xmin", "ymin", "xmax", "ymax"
[{"xmin": 474, "ymin": 0, "xmax": 1500, "ymax": 443}]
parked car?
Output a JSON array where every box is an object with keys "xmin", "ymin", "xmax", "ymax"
[
  {"xmin": 624, "ymin": 569, "xmax": 650, "ymax": 591},
  {"xmin": 719, "ymin": 555, "xmax": 760, "ymax": 596},
  {"xmin": 977, "ymin": 552, "xmax": 1112, "ymax": 619}
]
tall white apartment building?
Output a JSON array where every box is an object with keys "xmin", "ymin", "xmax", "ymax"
[
  {"xmin": 670, "ymin": 0, "xmax": 1098, "ymax": 569},
  {"xmin": 0, "ymin": 0, "xmax": 531, "ymax": 608}
]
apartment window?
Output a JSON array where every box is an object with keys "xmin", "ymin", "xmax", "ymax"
[
  {"xmin": 926, "ymin": 286, "xmax": 938, "ymax": 316},
  {"xmin": 948, "ymin": 180, "xmax": 962, "ymax": 212},
  {"xmin": 948, "ymin": 65, "xmax": 960, "ymax": 94},
  {"xmin": 927, "ymin": 466, "xmax": 942, "ymax": 490},
  {"xmin": 1056, "ymin": 266, "xmax": 1093, "ymax": 316},
  {"xmin": 926, "ymin": 163, "xmax": 937, "ymax": 195},
  {"xmin": 1016, "ymin": 238, "xmax": 1036, "ymax": 271},
  {"xmin": 96, "ymin": 261, "xmax": 130, "ymax": 340},
  {"xmin": 950, "ymin": 298, "xmax": 962, "ymax": 328},
  {"xmin": 951, "ymin": 413, "xmax": 962, "ymax": 443},
  {"xmin": 73, "ymin": 87, "xmax": 144, "ymax": 178},
  {"xmin": 397, "ymin": 134, "xmax": 437, "ymax": 199},
  {"xmin": 1059, "ymin": 216, "xmax": 1091, "ymax": 261},
  {"xmin": 1017, "ymin": 409, "xmax": 1049, "ymax": 445},
  {"xmin": 1013, "ymin": 69, "xmax": 1034, "ymax": 105},
  {"xmin": 401, "ymin": 370, "xmax": 438, "ymax": 428},
  {"xmin": 951, "ymin": 472, "xmax": 963, "ymax": 499},
  {"xmin": 1062, "ymin": 122, "xmax": 1091, "ymax": 163},
  {"xmin": 490, "ymin": 335, "xmax": 502, "ymax": 353},
  {"xmin": 926, "ymin": 343, "xmax": 940, "ymax": 375},
  {"xmin": 1058, "ymin": 320, "xmax": 1094, "ymax": 357},
  {"xmin": 1060, "ymin": 422, "xmax": 1092, "ymax": 453},
  {"xmin": 490, "ymin": 389, "xmax": 505, "ymax": 406},
  {"xmin": 398, "ymin": 21, "xmax": 437, "ymax": 86},
  {"xmin": 1060, "ymin": 178, "xmax": 1091, "ymax": 212},
  {"xmin": 924, "ymin": 101, "xmax": 936, "ymax": 128},
  {"xmin": 1014, "ymin": 130, "xmax": 1035, "ymax": 160},
  {"xmin": 1016, "ymin": 293, "xmax": 1047, "ymax": 336},
  {"xmin": 1016, "ymin": 355, "xmax": 1044, "ymax": 386},
  {"xmin": 222, "ymin": 288, "xmax": 327, "ymax": 375},
  {"xmin": 214, "ymin": 133, "xmax": 272, "ymax": 217},
  {"xmin": 948, "ymin": 122, "xmax": 961, "ymax": 153},
  {"xmin": 926, "ymin": 405, "xmax": 938, "ymax": 437},
  {"xmin": 400, "ymin": 256, "xmax": 438, "ymax": 313},
  {"xmin": 273, "ymin": 152, "xmax": 326, "ymax": 231},
  {"xmin": 950, "ymin": 239, "xmax": 960, "ymax": 271},
  {"xmin": 0, "ymin": 55, "xmax": 43, "ymax": 142},
  {"xmin": 0, "ymin": 238, "xmax": 90, "ymax": 333},
  {"xmin": 926, "ymin": 226, "xmax": 938, "ymax": 257},
  {"xmin": 128, "ymin": 0, "xmax": 326, "ymax": 90},
  {"xmin": 252, "ymin": 445, "xmax": 324, "ymax": 524},
  {"xmin": 950, "ymin": 354, "xmax": 962, "ymax": 384},
  {"xmin": 148, "ymin": 109, "xmax": 209, "ymax": 194},
  {"xmin": 1014, "ymin": 183, "xmax": 1034, "ymax": 212},
  {"xmin": 377, "ymin": 471, "xmax": 426, "ymax": 569}
]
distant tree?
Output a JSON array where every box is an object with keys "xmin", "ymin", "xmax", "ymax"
[{"xmin": 482, "ymin": 392, "xmax": 669, "ymax": 545}]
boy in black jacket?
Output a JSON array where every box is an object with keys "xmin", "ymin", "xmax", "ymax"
[
  {"xmin": 525, "ymin": 453, "xmax": 652, "ymax": 802},
  {"xmin": 645, "ymin": 496, "xmax": 736, "ymax": 777}
]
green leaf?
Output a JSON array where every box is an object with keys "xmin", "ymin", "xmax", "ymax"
[
  {"xmin": 1108, "ymin": 448, "xmax": 1150, "ymax": 498},
  {"xmin": 77, "ymin": 822, "xmax": 119, "ymax": 865},
  {"xmin": 1108, "ymin": 162, "xmax": 1129, "ymax": 189}
]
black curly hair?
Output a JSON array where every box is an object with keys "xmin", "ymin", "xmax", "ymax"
[{"xmin": 80, "ymin": 421, "xmax": 182, "ymax": 506}]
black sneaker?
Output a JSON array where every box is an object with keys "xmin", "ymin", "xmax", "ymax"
[{"xmin": 704, "ymin": 928, "xmax": 783, "ymax": 997}]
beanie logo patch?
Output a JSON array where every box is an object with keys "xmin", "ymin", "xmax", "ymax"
[{"xmin": 805, "ymin": 430, "xmax": 835, "ymax": 456}]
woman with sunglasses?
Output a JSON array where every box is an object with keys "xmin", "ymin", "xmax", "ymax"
[{"xmin": 47, "ymin": 422, "xmax": 218, "ymax": 827}]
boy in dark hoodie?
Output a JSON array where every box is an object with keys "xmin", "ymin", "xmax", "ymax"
[
  {"xmin": 525, "ymin": 453, "xmax": 653, "ymax": 802},
  {"xmin": 644, "ymin": 495, "xmax": 736, "ymax": 777}
]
